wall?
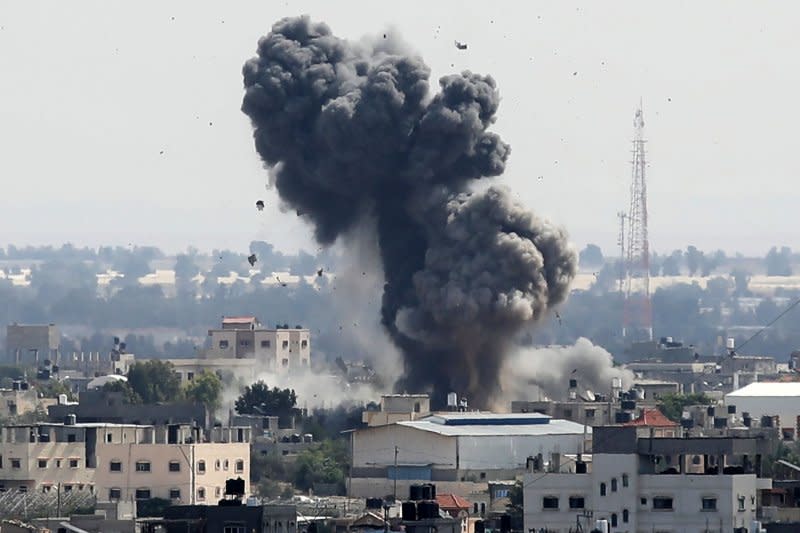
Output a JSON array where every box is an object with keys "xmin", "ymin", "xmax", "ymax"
[
  {"xmin": 724, "ymin": 394, "xmax": 800, "ymax": 439},
  {"xmin": 352, "ymin": 425, "xmax": 456, "ymax": 470},
  {"xmin": 457, "ymin": 433, "xmax": 586, "ymax": 472},
  {"xmin": 350, "ymin": 478, "xmax": 487, "ymax": 500},
  {"xmin": 6, "ymin": 324, "xmax": 59, "ymax": 364}
]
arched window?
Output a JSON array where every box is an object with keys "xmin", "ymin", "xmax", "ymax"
[
  {"xmin": 622, "ymin": 509, "xmax": 629, "ymax": 523},
  {"xmin": 600, "ymin": 482, "xmax": 606, "ymax": 496},
  {"xmin": 622, "ymin": 473, "xmax": 629, "ymax": 488},
  {"xmin": 611, "ymin": 478, "xmax": 617, "ymax": 492},
  {"xmin": 611, "ymin": 513, "xmax": 618, "ymax": 527}
]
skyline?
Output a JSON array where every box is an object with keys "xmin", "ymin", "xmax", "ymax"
[{"xmin": 2, "ymin": 1, "xmax": 799, "ymax": 256}]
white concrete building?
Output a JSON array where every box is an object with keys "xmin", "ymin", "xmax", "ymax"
[
  {"xmin": 725, "ymin": 382, "xmax": 800, "ymax": 440},
  {"xmin": 523, "ymin": 426, "xmax": 772, "ymax": 533},
  {"xmin": 351, "ymin": 412, "xmax": 590, "ymax": 498},
  {"xmin": 205, "ymin": 316, "xmax": 311, "ymax": 371},
  {"xmin": 362, "ymin": 394, "xmax": 431, "ymax": 427}
]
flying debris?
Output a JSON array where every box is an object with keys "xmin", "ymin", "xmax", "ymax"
[
  {"xmin": 247, "ymin": 254, "xmax": 257, "ymax": 267},
  {"xmin": 454, "ymin": 40, "xmax": 467, "ymax": 50},
  {"xmin": 241, "ymin": 16, "xmax": 577, "ymax": 408},
  {"xmin": 256, "ymin": 200, "xmax": 265, "ymax": 211},
  {"xmin": 316, "ymin": 268, "xmax": 324, "ymax": 277}
]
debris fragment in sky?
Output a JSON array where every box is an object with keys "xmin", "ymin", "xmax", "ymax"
[
  {"xmin": 454, "ymin": 40, "xmax": 467, "ymax": 50},
  {"xmin": 256, "ymin": 200, "xmax": 265, "ymax": 211},
  {"xmin": 247, "ymin": 254, "xmax": 257, "ymax": 266}
]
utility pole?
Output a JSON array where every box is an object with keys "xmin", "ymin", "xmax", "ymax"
[{"xmin": 393, "ymin": 446, "xmax": 398, "ymax": 501}]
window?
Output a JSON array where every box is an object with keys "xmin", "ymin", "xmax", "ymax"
[
  {"xmin": 542, "ymin": 496, "xmax": 559, "ymax": 509},
  {"xmin": 640, "ymin": 497, "xmax": 647, "ymax": 506},
  {"xmin": 106, "ymin": 433, "xmax": 113, "ymax": 443},
  {"xmin": 42, "ymin": 485, "xmax": 52, "ymax": 493},
  {"xmin": 240, "ymin": 340, "xmax": 249, "ymax": 347},
  {"xmin": 109, "ymin": 487, "xmax": 121, "ymax": 499},
  {"xmin": 495, "ymin": 489, "xmax": 509, "ymax": 498},
  {"xmin": 261, "ymin": 340, "xmax": 270, "ymax": 348},
  {"xmin": 219, "ymin": 340, "xmax": 229, "ymax": 349},
  {"xmin": 611, "ymin": 478, "xmax": 618, "ymax": 492},
  {"xmin": 169, "ymin": 460, "xmax": 181, "ymax": 472},
  {"xmin": 38, "ymin": 459, "xmax": 47, "ymax": 469},
  {"xmin": 622, "ymin": 473, "xmax": 629, "ymax": 488},
  {"xmin": 69, "ymin": 459, "xmax": 79, "ymax": 468},
  {"xmin": 235, "ymin": 459, "xmax": 244, "ymax": 473},
  {"xmin": 55, "ymin": 459, "xmax": 61, "ymax": 468},
  {"xmin": 611, "ymin": 513, "xmax": 618, "ymax": 527},
  {"xmin": 110, "ymin": 461, "xmax": 122, "ymax": 472},
  {"xmin": 135, "ymin": 488, "xmax": 151, "ymax": 500},
  {"xmin": 198, "ymin": 460, "xmax": 206, "ymax": 474},
  {"xmin": 414, "ymin": 402, "xmax": 421, "ymax": 413},
  {"xmin": 600, "ymin": 482, "xmax": 606, "ymax": 496},
  {"xmin": 135, "ymin": 461, "xmax": 151, "ymax": 472},
  {"xmin": 223, "ymin": 459, "xmax": 229, "ymax": 471},
  {"xmin": 63, "ymin": 484, "xmax": 73, "ymax": 493},
  {"xmin": 67, "ymin": 434, "xmax": 76, "ymax": 443},
  {"xmin": 215, "ymin": 486, "xmax": 222, "ymax": 497},
  {"xmin": 198, "ymin": 487, "xmax": 206, "ymax": 500},
  {"xmin": 568, "ymin": 496, "xmax": 585, "ymax": 509},
  {"xmin": 653, "ymin": 497, "xmax": 674, "ymax": 510},
  {"xmin": 11, "ymin": 459, "xmax": 21, "ymax": 469},
  {"xmin": 215, "ymin": 459, "xmax": 221, "ymax": 471},
  {"xmin": 224, "ymin": 527, "xmax": 246, "ymax": 533},
  {"xmin": 301, "ymin": 340, "xmax": 308, "ymax": 348},
  {"xmin": 169, "ymin": 488, "xmax": 181, "ymax": 500},
  {"xmin": 479, "ymin": 472, "xmax": 486, "ymax": 480},
  {"xmin": 585, "ymin": 409, "xmax": 595, "ymax": 419},
  {"xmin": 282, "ymin": 358, "xmax": 289, "ymax": 367},
  {"xmin": 18, "ymin": 486, "xmax": 28, "ymax": 494},
  {"xmin": 702, "ymin": 497, "xmax": 718, "ymax": 511},
  {"xmin": 187, "ymin": 372, "xmax": 194, "ymax": 381},
  {"xmin": 282, "ymin": 340, "xmax": 289, "ymax": 349},
  {"xmin": 738, "ymin": 495, "xmax": 745, "ymax": 511}
]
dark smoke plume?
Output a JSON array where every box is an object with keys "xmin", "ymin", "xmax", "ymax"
[{"xmin": 242, "ymin": 16, "xmax": 577, "ymax": 407}]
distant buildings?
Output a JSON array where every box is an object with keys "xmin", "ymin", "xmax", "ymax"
[
  {"xmin": 362, "ymin": 394, "xmax": 431, "ymax": 427},
  {"xmin": 725, "ymin": 382, "xmax": 800, "ymax": 441},
  {"xmin": 5, "ymin": 323, "xmax": 60, "ymax": 365}
]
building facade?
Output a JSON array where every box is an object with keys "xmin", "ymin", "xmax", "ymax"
[
  {"xmin": 362, "ymin": 394, "xmax": 431, "ymax": 427},
  {"xmin": 5, "ymin": 323, "xmax": 60, "ymax": 365},
  {"xmin": 523, "ymin": 426, "xmax": 772, "ymax": 533},
  {"xmin": 205, "ymin": 316, "xmax": 311, "ymax": 371}
]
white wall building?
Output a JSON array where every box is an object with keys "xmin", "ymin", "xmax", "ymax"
[
  {"xmin": 523, "ymin": 426, "xmax": 772, "ymax": 533},
  {"xmin": 351, "ymin": 412, "xmax": 590, "ymax": 498},
  {"xmin": 725, "ymin": 382, "xmax": 800, "ymax": 440}
]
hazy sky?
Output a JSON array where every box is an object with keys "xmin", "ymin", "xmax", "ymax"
[{"xmin": 1, "ymin": 1, "xmax": 798, "ymax": 256}]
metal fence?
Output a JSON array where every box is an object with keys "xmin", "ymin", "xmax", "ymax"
[{"xmin": 0, "ymin": 489, "xmax": 95, "ymax": 519}]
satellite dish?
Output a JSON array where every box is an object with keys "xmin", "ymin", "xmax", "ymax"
[{"xmin": 579, "ymin": 389, "xmax": 596, "ymax": 402}]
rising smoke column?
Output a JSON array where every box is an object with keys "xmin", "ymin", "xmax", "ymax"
[{"xmin": 242, "ymin": 16, "xmax": 577, "ymax": 407}]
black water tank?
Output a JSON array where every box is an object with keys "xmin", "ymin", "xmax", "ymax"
[
  {"xmin": 402, "ymin": 502, "xmax": 417, "ymax": 521},
  {"xmin": 421, "ymin": 484, "xmax": 433, "ymax": 500},
  {"xmin": 621, "ymin": 400, "xmax": 636, "ymax": 410},
  {"xmin": 575, "ymin": 461, "xmax": 587, "ymax": 474},
  {"xmin": 761, "ymin": 416, "xmax": 773, "ymax": 428},
  {"xmin": 500, "ymin": 514, "xmax": 511, "ymax": 533},
  {"xmin": 569, "ymin": 379, "xmax": 578, "ymax": 388},
  {"xmin": 417, "ymin": 501, "xmax": 440, "ymax": 519},
  {"xmin": 475, "ymin": 521, "xmax": 485, "ymax": 533},
  {"xmin": 707, "ymin": 406, "xmax": 715, "ymax": 417},
  {"xmin": 366, "ymin": 498, "xmax": 383, "ymax": 509},
  {"xmin": 714, "ymin": 417, "xmax": 728, "ymax": 429},
  {"xmin": 681, "ymin": 418, "xmax": 694, "ymax": 429},
  {"xmin": 615, "ymin": 412, "xmax": 632, "ymax": 424},
  {"xmin": 429, "ymin": 483, "xmax": 436, "ymax": 500},
  {"xmin": 727, "ymin": 405, "xmax": 736, "ymax": 414},
  {"xmin": 409, "ymin": 484, "xmax": 423, "ymax": 501}
]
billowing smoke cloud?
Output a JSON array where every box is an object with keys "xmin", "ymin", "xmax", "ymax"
[
  {"xmin": 501, "ymin": 338, "xmax": 634, "ymax": 403},
  {"xmin": 241, "ymin": 16, "xmax": 577, "ymax": 407}
]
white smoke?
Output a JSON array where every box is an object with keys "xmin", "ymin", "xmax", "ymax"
[{"xmin": 499, "ymin": 337, "xmax": 633, "ymax": 406}]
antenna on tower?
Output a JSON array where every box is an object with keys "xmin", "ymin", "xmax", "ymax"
[
  {"xmin": 622, "ymin": 102, "xmax": 653, "ymax": 341},
  {"xmin": 617, "ymin": 211, "xmax": 627, "ymax": 294}
]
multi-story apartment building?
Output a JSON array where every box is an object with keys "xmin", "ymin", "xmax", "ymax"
[
  {"xmin": 523, "ymin": 425, "xmax": 773, "ymax": 533},
  {"xmin": 95, "ymin": 424, "xmax": 250, "ymax": 504},
  {"xmin": 0, "ymin": 421, "xmax": 250, "ymax": 504},
  {"xmin": 205, "ymin": 316, "xmax": 310, "ymax": 371}
]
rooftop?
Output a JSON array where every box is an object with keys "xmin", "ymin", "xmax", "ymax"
[
  {"xmin": 222, "ymin": 316, "xmax": 258, "ymax": 324},
  {"xmin": 623, "ymin": 408, "xmax": 678, "ymax": 428},
  {"xmin": 436, "ymin": 494, "xmax": 471, "ymax": 510},
  {"xmin": 726, "ymin": 382, "xmax": 800, "ymax": 398},
  {"xmin": 398, "ymin": 414, "xmax": 588, "ymax": 437}
]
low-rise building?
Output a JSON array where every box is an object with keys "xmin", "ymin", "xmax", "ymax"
[
  {"xmin": 523, "ymin": 425, "xmax": 772, "ymax": 533},
  {"xmin": 5, "ymin": 323, "xmax": 60, "ymax": 365},
  {"xmin": 726, "ymin": 382, "xmax": 800, "ymax": 441},
  {"xmin": 351, "ymin": 412, "xmax": 590, "ymax": 498},
  {"xmin": 141, "ymin": 503, "xmax": 297, "ymax": 533}
]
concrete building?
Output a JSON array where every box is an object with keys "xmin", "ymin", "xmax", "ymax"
[
  {"xmin": 726, "ymin": 382, "xmax": 800, "ymax": 441},
  {"xmin": 721, "ymin": 355, "xmax": 778, "ymax": 376},
  {"xmin": 0, "ymin": 386, "xmax": 42, "ymax": 418},
  {"xmin": 95, "ymin": 424, "xmax": 250, "ymax": 505},
  {"xmin": 350, "ymin": 412, "xmax": 590, "ymax": 498},
  {"xmin": 161, "ymin": 357, "xmax": 258, "ymax": 385},
  {"xmin": 362, "ymin": 394, "xmax": 431, "ymax": 427},
  {"xmin": 523, "ymin": 425, "xmax": 772, "ymax": 533},
  {"xmin": 5, "ymin": 323, "xmax": 60, "ymax": 365},
  {"xmin": 205, "ymin": 316, "xmax": 311, "ymax": 372}
]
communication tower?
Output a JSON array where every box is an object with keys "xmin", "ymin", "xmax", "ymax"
[{"xmin": 622, "ymin": 103, "xmax": 653, "ymax": 341}]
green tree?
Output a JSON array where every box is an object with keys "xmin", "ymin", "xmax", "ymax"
[
  {"xmin": 102, "ymin": 379, "xmax": 141, "ymax": 404},
  {"xmin": 293, "ymin": 440, "xmax": 348, "ymax": 494},
  {"xmin": 235, "ymin": 381, "xmax": 298, "ymax": 419},
  {"xmin": 127, "ymin": 360, "xmax": 182, "ymax": 404},
  {"xmin": 185, "ymin": 371, "xmax": 223, "ymax": 412},
  {"xmin": 657, "ymin": 393, "xmax": 712, "ymax": 422}
]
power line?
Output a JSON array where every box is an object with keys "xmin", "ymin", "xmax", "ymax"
[{"xmin": 736, "ymin": 295, "xmax": 800, "ymax": 353}]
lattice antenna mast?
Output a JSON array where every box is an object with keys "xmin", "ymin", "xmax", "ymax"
[
  {"xmin": 622, "ymin": 103, "xmax": 653, "ymax": 341},
  {"xmin": 617, "ymin": 211, "xmax": 627, "ymax": 294}
]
